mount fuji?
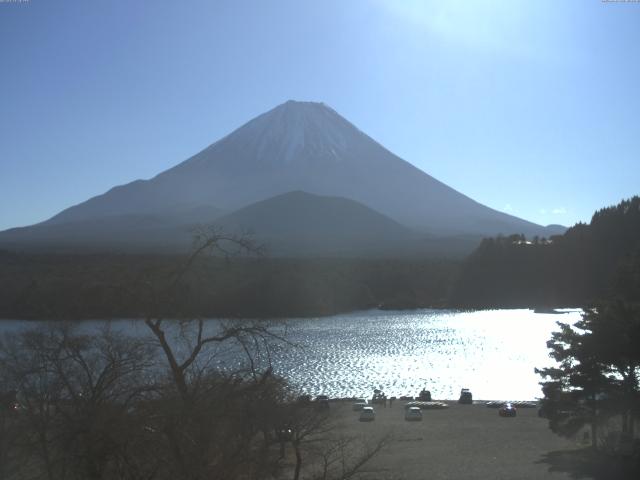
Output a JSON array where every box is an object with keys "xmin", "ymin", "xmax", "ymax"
[{"xmin": 0, "ymin": 100, "xmax": 564, "ymax": 255}]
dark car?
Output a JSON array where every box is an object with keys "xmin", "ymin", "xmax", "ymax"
[
  {"xmin": 458, "ymin": 388, "xmax": 473, "ymax": 404},
  {"xmin": 315, "ymin": 395, "xmax": 330, "ymax": 410},
  {"xmin": 418, "ymin": 389, "xmax": 432, "ymax": 401},
  {"xmin": 371, "ymin": 389, "xmax": 386, "ymax": 405},
  {"xmin": 499, "ymin": 402, "xmax": 517, "ymax": 417}
]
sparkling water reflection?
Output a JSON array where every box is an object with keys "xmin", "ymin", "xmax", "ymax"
[
  {"xmin": 0, "ymin": 308, "xmax": 581, "ymax": 400},
  {"xmin": 271, "ymin": 309, "xmax": 581, "ymax": 400}
]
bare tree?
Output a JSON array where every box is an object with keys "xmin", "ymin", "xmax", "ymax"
[
  {"xmin": 308, "ymin": 433, "xmax": 390, "ymax": 480},
  {"xmin": 0, "ymin": 323, "xmax": 156, "ymax": 480},
  {"xmin": 275, "ymin": 398, "xmax": 390, "ymax": 480},
  {"xmin": 143, "ymin": 226, "xmax": 271, "ymax": 399},
  {"xmin": 137, "ymin": 228, "xmax": 294, "ymax": 479}
]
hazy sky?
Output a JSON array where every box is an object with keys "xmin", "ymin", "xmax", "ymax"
[{"xmin": 1, "ymin": 0, "xmax": 639, "ymax": 231}]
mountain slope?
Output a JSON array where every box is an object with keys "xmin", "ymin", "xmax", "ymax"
[
  {"xmin": 0, "ymin": 204, "xmax": 224, "ymax": 253},
  {"xmin": 0, "ymin": 100, "xmax": 564, "ymax": 255},
  {"xmin": 214, "ymin": 191, "xmax": 420, "ymax": 256},
  {"xmin": 39, "ymin": 101, "xmax": 558, "ymax": 237}
]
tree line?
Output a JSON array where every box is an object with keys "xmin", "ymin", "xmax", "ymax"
[
  {"xmin": 450, "ymin": 196, "xmax": 640, "ymax": 308},
  {"xmin": 0, "ymin": 252, "xmax": 457, "ymax": 320}
]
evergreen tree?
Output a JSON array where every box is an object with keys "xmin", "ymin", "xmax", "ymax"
[{"xmin": 536, "ymin": 301, "xmax": 640, "ymax": 447}]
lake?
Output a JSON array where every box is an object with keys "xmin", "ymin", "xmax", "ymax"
[{"xmin": 0, "ymin": 308, "xmax": 581, "ymax": 401}]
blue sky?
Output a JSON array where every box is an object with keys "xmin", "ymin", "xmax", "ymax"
[{"xmin": 1, "ymin": 0, "xmax": 638, "ymax": 231}]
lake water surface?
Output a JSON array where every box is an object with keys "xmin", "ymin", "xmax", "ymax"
[{"xmin": 0, "ymin": 308, "xmax": 581, "ymax": 401}]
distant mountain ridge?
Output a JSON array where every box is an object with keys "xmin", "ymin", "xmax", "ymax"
[
  {"xmin": 0, "ymin": 191, "xmax": 417, "ymax": 254},
  {"xmin": 215, "ymin": 191, "xmax": 420, "ymax": 256},
  {"xmin": 0, "ymin": 100, "xmax": 564, "ymax": 255}
]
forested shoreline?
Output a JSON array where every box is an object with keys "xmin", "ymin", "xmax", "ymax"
[
  {"xmin": 1, "ymin": 197, "xmax": 638, "ymax": 320},
  {"xmin": 451, "ymin": 196, "xmax": 640, "ymax": 308},
  {"xmin": 0, "ymin": 253, "xmax": 457, "ymax": 320}
]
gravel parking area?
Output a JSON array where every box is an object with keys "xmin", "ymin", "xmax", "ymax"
[{"xmin": 328, "ymin": 400, "xmax": 585, "ymax": 480}]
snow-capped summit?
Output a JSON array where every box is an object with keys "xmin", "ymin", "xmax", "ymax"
[{"xmin": 184, "ymin": 100, "xmax": 366, "ymax": 168}]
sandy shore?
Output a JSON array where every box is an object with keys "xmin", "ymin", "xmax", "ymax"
[{"xmin": 325, "ymin": 400, "xmax": 589, "ymax": 480}]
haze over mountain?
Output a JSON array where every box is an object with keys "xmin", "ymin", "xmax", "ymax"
[
  {"xmin": 0, "ymin": 207, "xmax": 223, "ymax": 253},
  {"xmin": 215, "ymin": 191, "xmax": 422, "ymax": 256},
  {"xmin": 0, "ymin": 100, "xmax": 564, "ymax": 255}
]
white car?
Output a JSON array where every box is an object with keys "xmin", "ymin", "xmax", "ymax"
[
  {"xmin": 359, "ymin": 406, "xmax": 375, "ymax": 421},
  {"xmin": 405, "ymin": 406, "xmax": 422, "ymax": 421},
  {"xmin": 352, "ymin": 399, "xmax": 368, "ymax": 411}
]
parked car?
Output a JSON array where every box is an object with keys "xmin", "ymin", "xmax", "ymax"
[
  {"xmin": 371, "ymin": 390, "xmax": 386, "ymax": 405},
  {"xmin": 359, "ymin": 406, "xmax": 375, "ymax": 422},
  {"xmin": 418, "ymin": 389, "xmax": 432, "ymax": 401},
  {"xmin": 352, "ymin": 398, "xmax": 368, "ymax": 411},
  {"xmin": 499, "ymin": 403, "xmax": 517, "ymax": 417},
  {"xmin": 458, "ymin": 388, "xmax": 473, "ymax": 404},
  {"xmin": 315, "ymin": 395, "xmax": 330, "ymax": 410},
  {"xmin": 405, "ymin": 406, "xmax": 423, "ymax": 421}
]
